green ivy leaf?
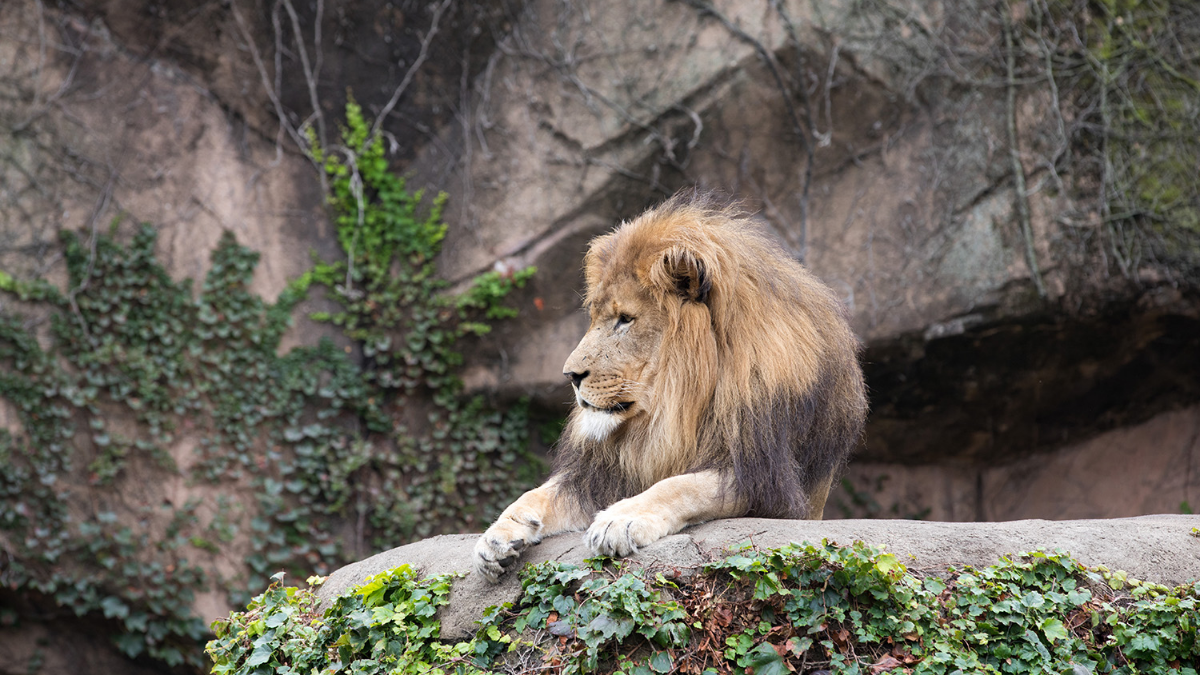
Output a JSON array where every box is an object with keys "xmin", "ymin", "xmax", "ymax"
[
  {"xmin": 1040, "ymin": 618, "xmax": 1068, "ymax": 643},
  {"xmin": 744, "ymin": 642, "xmax": 789, "ymax": 675},
  {"xmin": 875, "ymin": 552, "xmax": 902, "ymax": 577},
  {"xmin": 648, "ymin": 650, "xmax": 673, "ymax": 673},
  {"xmin": 243, "ymin": 636, "xmax": 275, "ymax": 667}
]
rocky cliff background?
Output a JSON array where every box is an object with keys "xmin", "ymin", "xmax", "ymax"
[{"xmin": 0, "ymin": 0, "xmax": 1197, "ymax": 672}]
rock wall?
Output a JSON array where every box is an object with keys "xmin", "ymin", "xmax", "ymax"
[
  {"xmin": 406, "ymin": 0, "xmax": 1200, "ymax": 519},
  {"xmin": 3, "ymin": 0, "xmax": 1194, "ymax": 535},
  {"xmin": 839, "ymin": 403, "xmax": 1200, "ymax": 521},
  {"xmin": 1, "ymin": 0, "xmax": 1198, "ymax": 672}
]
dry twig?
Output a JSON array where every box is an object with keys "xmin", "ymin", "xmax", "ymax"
[
  {"xmin": 1002, "ymin": 1, "xmax": 1047, "ymax": 299},
  {"xmin": 370, "ymin": 0, "xmax": 453, "ymax": 140}
]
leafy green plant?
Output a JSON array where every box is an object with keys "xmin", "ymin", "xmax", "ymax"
[
  {"xmin": 206, "ymin": 542, "xmax": 1200, "ymax": 675},
  {"xmin": 208, "ymin": 567, "xmax": 484, "ymax": 675},
  {"xmin": 509, "ymin": 560, "xmax": 693, "ymax": 674},
  {"xmin": 0, "ymin": 98, "xmax": 541, "ymax": 669},
  {"xmin": 301, "ymin": 96, "xmax": 542, "ymax": 543}
]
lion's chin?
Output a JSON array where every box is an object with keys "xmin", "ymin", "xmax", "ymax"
[{"xmin": 575, "ymin": 408, "xmax": 626, "ymax": 442}]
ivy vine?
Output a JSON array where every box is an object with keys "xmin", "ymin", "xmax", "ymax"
[
  {"xmin": 0, "ymin": 100, "xmax": 540, "ymax": 669},
  {"xmin": 205, "ymin": 541, "xmax": 1200, "ymax": 674}
]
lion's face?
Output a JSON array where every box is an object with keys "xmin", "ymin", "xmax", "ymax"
[{"xmin": 563, "ymin": 276, "xmax": 667, "ymax": 442}]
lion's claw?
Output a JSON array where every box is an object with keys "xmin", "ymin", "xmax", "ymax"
[
  {"xmin": 473, "ymin": 513, "xmax": 544, "ymax": 582},
  {"xmin": 473, "ymin": 534, "xmax": 526, "ymax": 582},
  {"xmin": 584, "ymin": 504, "xmax": 670, "ymax": 557}
]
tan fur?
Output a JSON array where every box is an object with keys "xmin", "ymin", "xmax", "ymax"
[{"xmin": 474, "ymin": 193, "xmax": 867, "ymax": 582}]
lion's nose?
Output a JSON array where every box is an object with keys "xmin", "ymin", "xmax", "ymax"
[{"xmin": 565, "ymin": 371, "xmax": 588, "ymax": 388}]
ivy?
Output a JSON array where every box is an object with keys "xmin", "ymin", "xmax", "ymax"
[
  {"xmin": 1039, "ymin": 0, "xmax": 1200, "ymax": 266},
  {"xmin": 0, "ymin": 98, "xmax": 542, "ymax": 669},
  {"xmin": 206, "ymin": 542, "xmax": 1200, "ymax": 675},
  {"xmin": 207, "ymin": 568, "xmax": 484, "ymax": 675}
]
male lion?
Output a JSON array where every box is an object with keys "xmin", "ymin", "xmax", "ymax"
[{"xmin": 474, "ymin": 191, "xmax": 867, "ymax": 582}]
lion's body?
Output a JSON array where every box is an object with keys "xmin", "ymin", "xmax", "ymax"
[{"xmin": 474, "ymin": 192, "xmax": 867, "ymax": 581}]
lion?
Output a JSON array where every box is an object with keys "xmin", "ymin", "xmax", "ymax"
[{"xmin": 474, "ymin": 191, "xmax": 867, "ymax": 582}]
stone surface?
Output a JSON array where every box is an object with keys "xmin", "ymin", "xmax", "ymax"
[
  {"xmin": 410, "ymin": 0, "xmax": 1200, "ymax": 479},
  {"xmin": 317, "ymin": 515, "xmax": 1200, "ymax": 640},
  {"xmin": 0, "ymin": 0, "xmax": 340, "ymax": 643},
  {"xmin": 833, "ymin": 403, "xmax": 1200, "ymax": 522},
  {"xmin": 0, "ymin": 1, "xmax": 334, "ymax": 303}
]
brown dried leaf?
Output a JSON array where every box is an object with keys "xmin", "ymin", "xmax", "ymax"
[{"xmin": 869, "ymin": 655, "xmax": 904, "ymax": 674}]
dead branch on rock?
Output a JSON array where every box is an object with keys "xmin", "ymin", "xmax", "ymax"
[
  {"xmin": 1002, "ymin": 1, "xmax": 1047, "ymax": 299},
  {"xmin": 281, "ymin": 0, "xmax": 325, "ymax": 149},
  {"xmin": 370, "ymin": 0, "xmax": 452, "ymax": 140},
  {"xmin": 771, "ymin": 0, "xmax": 818, "ymax": 262},
  {"xmin": 229, "ymin": 0, "xmax": 307, "ymax": 154},
  {"xmin": 66, "ymin": 160, "xmax": 117, "ymax": 341},
  {"xmin": 12, "ymin": 4, "xmax": 84, "ymax": 134},
  {"xmin": 227, "ymin": 0, "xmax": 296, "ymax": 192},
  {"xmin": 496, "ymin": 8, "xmax": 701, "ymax": 179}
]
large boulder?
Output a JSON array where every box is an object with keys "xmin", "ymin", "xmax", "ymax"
[{"xmin": 317, "ymin": 515, "xmax": 1200, "ymax": 640}]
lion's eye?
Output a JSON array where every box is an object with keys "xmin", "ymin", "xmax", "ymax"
[{"xmin": 615, "ymin": 314, "xmax": 634, "ymax": 330}]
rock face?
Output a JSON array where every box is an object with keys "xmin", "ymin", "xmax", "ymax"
[
  {"xmin": 0, "ymin": 1, "xmax": 333, "ymax": 303},
  {"xmin": 0, "ymin": 0, "xmax": 1194, "ymax": 537},
  {"xmin": 318, "ymin": 516, "xmax": 1200, "ymax": 640},
  {"xmin": 1, "ymin": 0, "xmax": 1199, "ymax": 671},
  {"xmin": 403, "ymin": 0, "xmax": 1200, "ymax": 519}
]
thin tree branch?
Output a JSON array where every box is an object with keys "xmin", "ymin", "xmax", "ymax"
[
  {"xmin": 281, "ymin": 0, "xmax": 325, "ymax": 148},
  {"xmin": 1003, "ymin": 1, "xmax": 1047, "ymax": 299},
  {"xmin": 229, "ymin": 0, "xmax": 307, "ymax": 153},
  {"xmin": 370, "ymin": 0, "xmax": 453, "ymax": 140},
  {"xmin": 678, "ymin": 0, "xmax": 815, "ymax": 261}
]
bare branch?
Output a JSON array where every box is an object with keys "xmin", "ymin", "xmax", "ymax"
[
  {"xmin": 1003, "ymin": 0, "xmax": 1047, "ymax": 299},
  {"xmin": 228, "ymin": 0, "xmax": 306, "ymax": 152},
  {"xmin": 281, "ymin": 0, "xmax": 325, "ymax": 148},
  {"xmin": 678, "ymin": 0, "xmax": 815, "ymax": 260},
  {"xmin": 771, "ymin": 0, "xmax": 817, "ymax": 262},
  {"xmin": 370, "ymin": 0, "xmax": 454, "ymax": 140},
  {"xmin": 67, "ymin": 161, "xmax": 119, "ymax": 341}
]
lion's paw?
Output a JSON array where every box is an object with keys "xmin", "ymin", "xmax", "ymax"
[
  {"xmin": 474, "ymin": 512, "xmax": 544, "ymax": 583},
  {"xmin": 584, "ymin": 503, "xmax": 671, "ymax": 557}
]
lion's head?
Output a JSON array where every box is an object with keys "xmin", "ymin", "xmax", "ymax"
[{"xmin": 553, "ymin": 191, "xmax": 867, "ymax": 520}]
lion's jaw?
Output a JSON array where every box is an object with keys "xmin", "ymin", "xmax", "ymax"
[
  {"xmin": 574, "ymin": 406, "xmax": 627, "ymax": 441},
  {"xmin": 568, "ymin": 367, "xmax": 653, "ymax": 443}
]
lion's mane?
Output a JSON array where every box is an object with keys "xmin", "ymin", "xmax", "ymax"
[{"xmin": 552, "ymin": 191, "xmax": 868, "ymax": 519}]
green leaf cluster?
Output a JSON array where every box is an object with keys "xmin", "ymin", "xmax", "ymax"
[
  {"xmin": 511, "ymin": 560, "xmax": 692, "ymax": 674},
  {"xmin": 205, "ymin": 542, "xmax": 1200, "ymax": 675},
  {"xmin": 208, "ymin": 567, "xmax": 485, "ymax": 675},
  {"xmin": 0, "ymin": 98, "xmax": 541, "ymax": 670}
]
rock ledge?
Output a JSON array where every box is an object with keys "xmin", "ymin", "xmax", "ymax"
[{"xmin": 317, "ymin": 515, "xmax": 1200, "ymax": 640}]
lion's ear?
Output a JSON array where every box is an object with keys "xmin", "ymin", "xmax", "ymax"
[{"xmin": 653, "ymin": 247, "xmax": 711, "ymax": 304}]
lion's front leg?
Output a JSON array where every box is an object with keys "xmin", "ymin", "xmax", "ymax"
[
  {"xmin": 585, "ymin": 470, "xmax": 745, "ymax": 557},
  {"xmin": 474, "ymin": 478, "xmax": 588, "ymax": 582}
]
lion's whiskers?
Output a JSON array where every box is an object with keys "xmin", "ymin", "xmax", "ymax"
[{"xmin": 617, "ymin": 379, "xmax": 647, "ymax": 394}]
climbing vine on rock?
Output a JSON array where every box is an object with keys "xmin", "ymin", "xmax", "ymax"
[
  {"xmin": 206, "ymin": 542, "xmax": 1200, "ymax": 675},
  {"xmin": 1032, "ymin": 0, "xmax": 1200, "ymax": 272},
  {"xmin": 0, "ymin": 99, "xmax": 540, "ymax": 669}
]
